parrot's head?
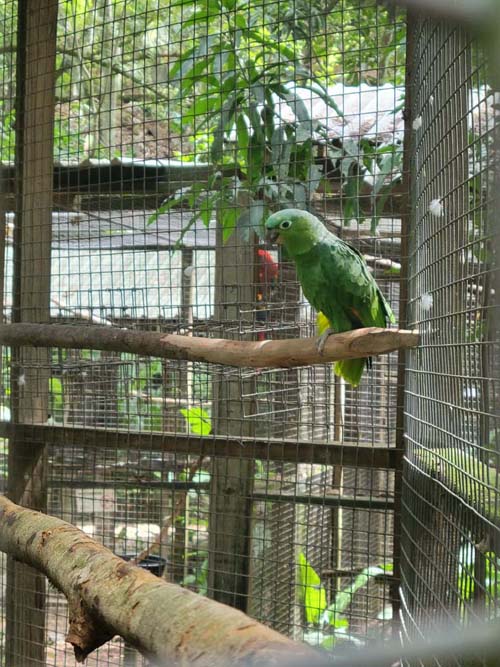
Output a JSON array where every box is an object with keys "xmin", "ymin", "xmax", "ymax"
[{"xmin": 265, "ymin": 209, "xmax": 327, "ymax": 256}]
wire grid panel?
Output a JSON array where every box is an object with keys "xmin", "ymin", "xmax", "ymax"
[
  {"xmin": 0, "ymin": 4, "xmax": 15, "ymax": 665},
  {"xmin": 402, "ymin": 17, "xmax": 500, "ymax": 664},
  {"xmin": 2, "ymin": 1, "xmax": 405, "ymax": 664}
]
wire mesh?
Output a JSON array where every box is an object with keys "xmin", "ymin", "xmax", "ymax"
[
  {"xmin": 0, "ymin": 0, "xmax": 408, "ymax": 664},
  {"xmin": 401, "ymin": 16, "xmax": 500, "ymax": 666}
]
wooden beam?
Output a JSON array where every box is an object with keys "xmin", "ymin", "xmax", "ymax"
[
  {"xmin": 0, "ymin": 322, "xmax": 420, "ymax": 368},
  {"xmin": 208, "ymin": 224, "xmax": 256, "ymax": 610},
  {"xmin": 6, "ymin": 2, "xmax": 58, "ymax": 665},
  {"xmin": 251, "ymin": 492, "xmax": 394, "ymax": 511},
  {"xmin": 0, "ymin": 422, "xmax": 400, "ymax": 469}
]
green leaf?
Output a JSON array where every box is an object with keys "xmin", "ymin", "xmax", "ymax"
[
  {"xmin": 234, "ymin": 12, "xmax": 247, "ymax": 29},
  {"xmin": 211, "ymin": 95, "xmax": 238, "ymax": 163},
  {"xmin": 278, "ymin": 134, "xmax": 293, "ymax": 181},
  {"xmin": 324, "ymin": 565, "xmax": 384, "ymax": 625},
  {"xmin": 291, "ymin": 183, "xmax": 308, "ymax": 208},
  {"xmin": 300, "ymin": 81, "xmax": 344, "ymax": 119},
  {"xmin": 236, "ymin": 115, "xmax": 250, "ymax": 151},
  {"xmin": 198, "ymin": 194, "xmax": 216, "ymax": 227},
  {"xmin": 213, "ymin": 46, "xmax": 232, "ymax": 78},
  {"xmin": 248, "ymin": 201, "xmax": 266, "ymax": 235},
  {"xmin": 50, "ymin": 377, "xmax": 63, "ymax": 396},
  {"xmin": 307, "ymin": 163, "xmax": 323, "ymax": 198},
  {"xmin": 262, "ymin": 103, "xmax": 275, "ymax": 143},
  {"xmin": 169, "ymin": 46, "xmax": 196, "ymax": 80},
  {"xmin": 180, "ymin": 407, "xmax": 212, "ymax": 436},
  {"xmin": 221, "ymin": 206, "xmax": 239, "ymax": 242},
  {"xmin": 270, "ymin": 126, "xmax": 285, "ymax": 163},
  {"xmin": 297, "ymin": 551, "xmax": 327, "ymax": 624},
  {"xmin": 167, "ymin": 0, "xmax": 199, "ymax": 8},
  {"xmin": 147, "ymin": 188, "xmax": 192, "ymax": 226},
  {"xmin": 247, "ymin": 29, "xmax": 296, "ymax": 61},
  {"xmin": 187, "ymin": 95, "xmax": 219, "ymax": 121},
  {"xmin": 181, "ymin": 56, "xmax": 215, "ymax": 94},
  {"xmin": 247, "ymin": 131, "xmax": 265, "ymax": 182},
  {"xmin": 275, "ymin": 87, "xmax": 311, "ymax": 123},
  {"xmin": 236, "ymin": 201, "xmax": 265, "ymax": 241},
  {"xmin": 183, "ymin": 9, "xmax": 216, "ymax": 28},
  {"xmin": 246, "ymin": 101, "xmax": 264, "ymax": 138}
]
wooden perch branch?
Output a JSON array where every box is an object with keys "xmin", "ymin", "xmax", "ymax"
[
  {"xmin": 0, "ymin": 323, "xmax": 419, "ymax": 368},
  {"xmin": 0, "ymin": 495, "xmax": 323, "ymax": 665}
]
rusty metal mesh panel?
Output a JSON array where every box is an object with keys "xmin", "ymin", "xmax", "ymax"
[{"xmin": 402, "ymin": 17, "xmax": 500, "ymax": 664}]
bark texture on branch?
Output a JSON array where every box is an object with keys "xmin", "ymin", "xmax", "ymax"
[
  {"xmin": 0, "ymin": 495, "xmax": 322, "ymax": 665},
  {"xmin": 0, "ymin": 323, "xmax": 419, "ymax": 368}
]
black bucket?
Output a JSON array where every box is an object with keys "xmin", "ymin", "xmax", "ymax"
[{"xmin": 120, "ymin": 554, "xmax": 167, "ymax": 577}]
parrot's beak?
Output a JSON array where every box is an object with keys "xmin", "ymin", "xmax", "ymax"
[{"xmin": 266, "ymin": 229, "xmax": 280, "ymax": 243}]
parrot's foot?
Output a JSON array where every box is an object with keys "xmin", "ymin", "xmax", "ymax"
[{"xmin": 317, "ymin": 328, "xmax": 335, "ymax": 355}]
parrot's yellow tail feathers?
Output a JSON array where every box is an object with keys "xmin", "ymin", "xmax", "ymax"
[
  {"xmin": 316, "ymin": 312, "xmax": 366, "ymax": 387},
  {"xmin": 316, "ymin": 311, "xmax": 330, "ymax": 335},
  {"xmin": 334, "ymin": 358, "xmax": 365, "ymax": 388}
]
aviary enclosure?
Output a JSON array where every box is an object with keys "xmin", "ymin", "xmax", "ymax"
[{"xmin": 0, "ymin": 0, "xmax": 497, "ymax": 665}]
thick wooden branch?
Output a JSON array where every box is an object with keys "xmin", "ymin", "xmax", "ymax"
[
  {"xmin": 0, "ymin": 495, "xmax": 322, "ymax": 665},
  {"xmin": 0, "ymin": 323, "xmax": 418, "ymax": 368}
]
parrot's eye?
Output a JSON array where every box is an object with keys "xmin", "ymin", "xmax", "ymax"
[{"xmin": 279, "ymin": 220, "xmax": 292, "ymax": 230}]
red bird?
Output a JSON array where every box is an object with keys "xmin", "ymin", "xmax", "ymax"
[{"xmin": 256, "ymin": 249, "xmax": 279, "ymax": 341}]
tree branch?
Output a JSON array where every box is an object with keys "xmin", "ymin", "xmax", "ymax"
[
  {"xmin": 0, "ymin": 323, "xmax": 418, "ymax": 368},
  {"xmin": 0, "ymin": 495, "xmax": 323, "ymax": 665}
]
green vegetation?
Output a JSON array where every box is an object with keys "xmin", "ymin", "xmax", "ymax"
[
  {"xmin": 0, "ymin": 1, "xmax": 407, "ymax": 234},
  {"xmin": 298, "ymin": 551, "xmax": 393, "ymax": 649},
  {"xmin": 416, "ymin": 447, "xmax": 500, "ymax": 522},
  {"xmin": 417, "ymin": 447, "xmax": 500, "ymax": 619},
  {"xmin": 180, "ymin": 407, "xmax": 212, "ymax": 435},
  {"xmin": 146, "ymin": 0, "xmax": 405, "ymax": 238},
  {"xmin": 458, "ymin": 546, "xmax": 500, "ymax": 619}
]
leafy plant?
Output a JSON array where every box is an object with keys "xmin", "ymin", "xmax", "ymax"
[
  {"xmin": 180, "ymin": 406, "xmax": 212, "ymax": 435},
  {"xmin": 49, "ymin": 377, "xmax": 64, "ymax": 422},
  {"xmin": 183, "ymin": 555, "xmax": 209, "ymax": 595},
  {"xmin": 298, "ymin": 551, "xmax": 391, "ymax": 650},
  {"xmin": 297, "ymin": 550, "xmax": 328, "ymax": 625},
  {"xmin": 148, "ymin": 0, "xmax": 343, "ymax": 244},
  {"xmin": 327, "ymin": 135, "xmax": 403, "ymax": 233},
  {"xmin": 458, "ymin": 544, "xmax": 500, "ymax": 618}
]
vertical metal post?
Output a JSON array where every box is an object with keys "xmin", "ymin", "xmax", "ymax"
[
  {"xmin": 5, "ymin": 2, "xmax": 58, "ymax": 665},
  {"xmin": 392, "ymin": 8, "xmax": 415, "ymax": 636}
]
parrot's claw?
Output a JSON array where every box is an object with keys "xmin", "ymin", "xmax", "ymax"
[{"xmin": 317, "ymin": 328, "xmax": 335, "ymax": 355}]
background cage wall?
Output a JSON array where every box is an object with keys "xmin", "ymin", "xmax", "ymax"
[
  {"xmin": 401, "ymin": 15, "xmax": 500, "ymax": 664},
  {"xmin": 0, "ymin": 1, "xmax": 497, "ymax": 667}
]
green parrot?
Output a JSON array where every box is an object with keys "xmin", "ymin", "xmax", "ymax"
[{"xmin": 265, "ymin": 209, "xmax": 395, "ymax": 387}]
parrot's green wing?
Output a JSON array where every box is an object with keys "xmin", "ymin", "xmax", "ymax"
[
  {"xmin": 297, "ymin": 237, "xmax": 395, "ymax": 387},
  {"xmin": 325, "ymin": 240, "xmax": 395, "ymax": 329}
]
